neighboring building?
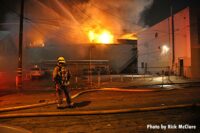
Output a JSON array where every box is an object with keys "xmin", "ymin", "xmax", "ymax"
[
  {"xmin": 138, "ymin": 6, "xmax": 200, "ymax": 78},
  {"xmin": 0, "ymin": 31, "xmax": 16, "ymax": 56},
  {"xmin": 0, "ymin": 31, "xmax": 17, "ymax": 71}
]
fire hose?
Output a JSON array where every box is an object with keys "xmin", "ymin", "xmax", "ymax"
[
  {"xmin": 0, "ymin": 88, "xmax": 172, "ymax": 113},
  {"xmin": 0, "ymin": 103, "xmax": 200, "ymax": 119},
  {"xmin": 0, "ymin": 87, "xmax": 199, "ymax": 118}
]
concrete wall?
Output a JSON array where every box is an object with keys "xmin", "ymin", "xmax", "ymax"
[
  {"xmin": 138, "ymin": 7, "xmax": 193, "ymax": 77},
  {"xmin": 189, "ymin": 7, "xmax": 200, "ymax": 78},
  {"xmin": 173, "ymin": 8, "xmax": 191, "ymax": 77},
  {"xmin": 137, "ymin": 15, "xmax": 171, "ymax": 74}
]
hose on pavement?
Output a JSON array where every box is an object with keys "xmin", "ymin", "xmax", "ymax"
[
  {"xmin": 0, "ymin": 87, "xmax": 177, "ymax": 113},
  {"xmin": 0, "ymin": 103, "xmax": 199, "ymax": 119}
]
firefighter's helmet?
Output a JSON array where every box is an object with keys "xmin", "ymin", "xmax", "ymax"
[{"xmin": 57, "ymin": 56, "xmax": 66, "ymax": 64}]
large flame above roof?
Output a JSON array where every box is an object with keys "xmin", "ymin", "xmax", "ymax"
[{"xmin": 88, "ymin": 29, "xmax": 114, "ymax": 44}]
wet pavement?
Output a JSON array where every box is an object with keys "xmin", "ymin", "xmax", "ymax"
[
  {"xmin": 0, "ymin": 76, "xmax": 200, "ymax": 132},
  {"xmin": 1, "ymin": 107, "xmax": 200, "ymax": 133}
]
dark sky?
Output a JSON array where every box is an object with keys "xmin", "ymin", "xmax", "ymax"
[
  {"xmin": 143, "ymin": 0, "xmax": 200, "ymax": 26},
  {"xmin": 0, "ymin": 0, "xmax": 19, "ymax": 23},
  {"xmin": 0, "ymin": 0, "xmax": 199, "ymax": 29}
]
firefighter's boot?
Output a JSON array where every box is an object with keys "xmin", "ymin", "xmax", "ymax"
[{"xmin": 57, "ymin": 104, "xmax": 63, "ymax": 109}]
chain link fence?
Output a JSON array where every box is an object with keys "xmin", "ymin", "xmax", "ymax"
[{"xmin": 0, "ymin": 66, "xmax": 195, "ymax": 90}]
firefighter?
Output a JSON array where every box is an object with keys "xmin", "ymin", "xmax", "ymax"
[{"xmin": 53, "ymin": 57, "xmax": 73, "ymax": 109}]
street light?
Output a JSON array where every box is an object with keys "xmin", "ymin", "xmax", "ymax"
[{"xmin": 161, "ymin": 45, "xmax": 170, "ymax": 55}]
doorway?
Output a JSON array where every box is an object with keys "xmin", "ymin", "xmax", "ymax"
[{"xmin": 179, "ymin": 59, "xmax": 184, "ymax": 76}]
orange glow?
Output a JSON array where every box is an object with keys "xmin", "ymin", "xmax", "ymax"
[
  {"xmin": 119, "ymin": 33, "xmax": 138, "ymax": 40},
  {"xmin": 29, "ymin": 39, "xmax": 45, "ymax": 48},
  {"xmin": 88, "ymin": 29, "xmax": 114, "ymax": 44}
]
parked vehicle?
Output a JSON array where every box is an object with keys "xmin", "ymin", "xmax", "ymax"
[{"xmin": 30, "ymin": 65, "xmax": 45, "ymax": 79}]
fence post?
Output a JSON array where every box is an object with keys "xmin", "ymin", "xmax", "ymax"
[
  {"xmin": 184, "ymin": 69, "xmax": 187, "ymax": 79},
  {"xmin": 98, "ymin": 71, "xmax": 101, "ymax": 87},
  {"xmin": 120, "ymin": 75, "xmax": 123, "ymax": 82},
  {"xmin": 110, "ymin": 74, "xmax": 112, "ymax": 82},
  {"xmin": 131, "ymin": 74, "xmax": 134, "ymax": 81},
  {"xmin": 167, "ymin": 66, "xmax": 170, "ymax": 81},
  {"xmin": 161, "ymin": 70, "xmax": 164, "ymax": 88},
  {"xmin": 75, "ymin": 76, "xmax": 78, "ymax": 89},
  {"xmin": 176, "ymin": 65, "xmax": 178, "ymax": 80},
  {"xmin": 87, "ymin": 74, "xmax": 90, "ymax": 83}
]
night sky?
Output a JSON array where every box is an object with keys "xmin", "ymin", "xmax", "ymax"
[
  {"xmin": 0, "ymin": 0, "xmax": 19, "ymax": 23},
  {"xmin": 143, "ymin": 0, "xmax": 199, "ymax": 26},
  {"xmin": 0, "ymin": 0, "xmax": 198, "ymax": 29}
]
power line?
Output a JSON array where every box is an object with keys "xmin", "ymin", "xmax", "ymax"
[
  {"xmin": 24, "ymin": 18, "xmax": 88, "ymax": 43},
  {"xmin": 90, "ymin": 2, "xmax": 140, "ymax": 27},
  {"xmin": 69, "ymin": 0, "xmax": 107, "ymax": 29}
]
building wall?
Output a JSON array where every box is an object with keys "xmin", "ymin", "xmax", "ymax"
[
  {"xmin": 0, "ymin": 31, "xmax": 17, "ymax": 56},
  {"xmin": 189, "ymin": 7, "xmax": 200, "ymax": 78},
  {"xmin": 138, "ymin": 7, "xmax": 193, "ymax": 77},
  {"xmin": 0, "ymin": 31, "xmax": 17, "ymax": 72},
  {"xmin": 173, "ymin": 8, "xmax": 191, "ymax": 77},
  {"xmin": 25, "ymin": 44, "xmax": 134, "ymax": 73},
  {"xmin": 138, "ymin": 14, "xmax": 171, "ymax": 74}
]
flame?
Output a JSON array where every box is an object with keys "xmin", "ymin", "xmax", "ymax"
[
  {"xmin": 88, "ymin": 29, "xmax": 114, "ymax": 44},
  {"xmin": 29, "ymin": 39, "xmax": 45, "ymax": 48},
  {"xmin": 119, "ymin": 33, "xmax": 138, "ymax": 40}
]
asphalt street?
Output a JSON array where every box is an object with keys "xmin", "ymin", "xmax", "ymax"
[{"xmin": 0, "ymin": 84, "xmax": 200, "ymax": 133}]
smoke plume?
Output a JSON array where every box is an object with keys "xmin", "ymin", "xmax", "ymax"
[{"xmin": 3, "ymin": 0, "xmax": 154, "ymax": 45}]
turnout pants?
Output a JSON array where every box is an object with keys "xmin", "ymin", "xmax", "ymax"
[{"xmin": 56, "ymin": 84, "xmax": 72, "ymax": 105}]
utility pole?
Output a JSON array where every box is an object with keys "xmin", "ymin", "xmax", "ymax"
[
  {"xmin": 171, "ymin": 1, "xmax": 175, "ymax": 68},
  {"xmin": 16, "ymin": 0, "xmax": 24, "ymax": 90}
]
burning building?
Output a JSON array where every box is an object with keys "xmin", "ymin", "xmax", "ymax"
[
  {"xmin": 26, "ymin": 39, "xmax": 137, "ymax": 74},
  {"xmin": 2, "ymin": 0, "xmax": 155, "ymax": 75},
  {"xmin": 14, "ymin": 0, "xmax": 144, "ymax": 74},
  {"xmin": 137, "ymin": 5, "xmax": 200, "ymax": 78}
]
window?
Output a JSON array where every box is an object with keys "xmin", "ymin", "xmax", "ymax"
[{"xmin": 155, "ymin": 32, "xmax": 158, "ymax": 38}]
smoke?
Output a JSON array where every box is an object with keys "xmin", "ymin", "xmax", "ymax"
[
  {"xmin": 3, "ymin": 0, "xmax": 154, "ymax": 45},
  {"xmin": 82, "ymin": 0, "xmax": 154, "ymax": 33}
]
